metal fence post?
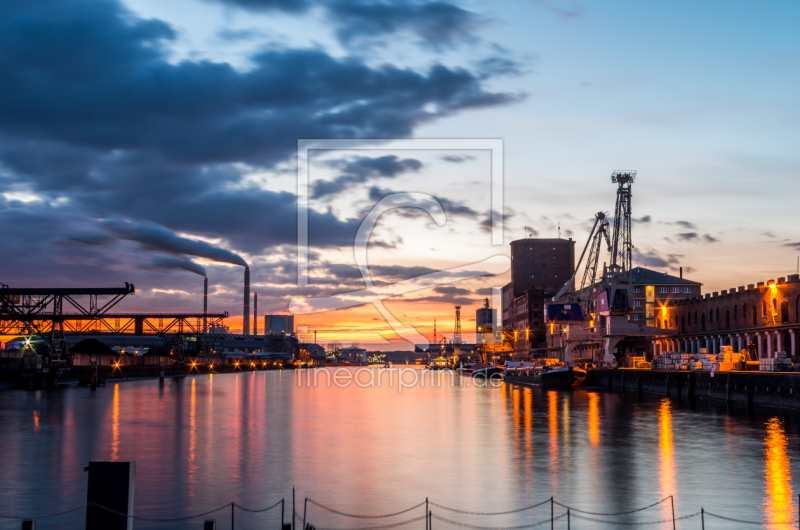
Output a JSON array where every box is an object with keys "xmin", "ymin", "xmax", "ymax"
[
  {"xmin": 425, "ymin": 498, "xmax": 429, "ymax": 530},
  {"xmin": 550, "ymin": 497, "xmax": 554, "ymax": 530},
  {"xmin": 231, "ymin": 503, "xmax": 234, "ymax": 530},
  {"xmin": 670, "ymin": 495, "xmax": 676, "ymax": 530},
  {"xmin": 292, "ymin": 488, "xmax": 296, "ymax": 530},
  {"xmin": 701, "ymin": 508, "xmax": 705, "ymax": 530},
  {"xmin": 303, "ymin": 498, "xmax": 308, "ymax": 530}
]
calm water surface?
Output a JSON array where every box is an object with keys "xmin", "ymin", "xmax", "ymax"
[{"xmin": 1, "ymin": 367, "xmax": 800, "ymax": 529}]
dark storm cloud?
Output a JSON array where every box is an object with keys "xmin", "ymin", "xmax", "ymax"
[
  {"xmin": 0, "ymin": 0, "xmax": 519, "ymax": 170},
  {"xmin": 0, "ymin": 0, "xmax": 523, "ymax": 307},
  {"xmin": 312, "ymin": 155, "xmax": 423, "ymax": 199},
  {"xmin": 210, "ymin": 0, "xmax": 482, "ymax": 48},
  {"xmin": 635, "ymin": 215, "xmax": 651, "ymax": 223}
]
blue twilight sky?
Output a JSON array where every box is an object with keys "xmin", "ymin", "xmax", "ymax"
[{"xmin": 1, "ymin": 0, "xmax": 798, "ymax": 343}]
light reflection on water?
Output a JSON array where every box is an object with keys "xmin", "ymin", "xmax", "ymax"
[
  {"xmin": 763, "ymin": 417, "xmax": 795, "ymax": 525},
  {"xmin": 1, "ymin": 368, "xmax": 800, "ymax": 529},
  {"xmin": 658, "ymin": 398, "xmax": 675, "ymax": 522}
]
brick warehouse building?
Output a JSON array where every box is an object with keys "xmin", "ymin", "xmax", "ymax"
[
  {"xmin": 654, "ymin": 274, "xmax": 800, "ymax": 358},
  {"xmin": 503, "ymin": 237, "xmax": 576, "ymax": 355}
]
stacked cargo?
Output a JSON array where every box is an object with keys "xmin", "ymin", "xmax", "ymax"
[
  {"xmin": 760, "ymin": 352, "xmax": 792, "ymax": 372},
  {"xmin": 650, "ymin": 352, "xmax": 736, "ymax": 371}
]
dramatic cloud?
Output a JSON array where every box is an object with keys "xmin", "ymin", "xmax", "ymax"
[
  {"xmin": 210, "ymin": 0, "xmax": 483, "ymax": 48},
  {"xmin": 312, "ymin": 155, "xmax": 423, "ymax": 199}
]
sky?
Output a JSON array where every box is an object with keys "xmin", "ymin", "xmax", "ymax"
[{"xmin": 1, "ymin": 0, "xmax": 799, "ymax": 349}]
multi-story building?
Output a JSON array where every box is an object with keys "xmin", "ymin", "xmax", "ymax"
[
  {"xmin": 503, "ymin": 237, "xmax": 576, "ymax": 356},
  {"xmin": 627, "ymin": 267, "xmax": 702, "ymax": 327},
  {"xmin": 510, "ymin": 238, "xmax": 576, "ymax": 297}
]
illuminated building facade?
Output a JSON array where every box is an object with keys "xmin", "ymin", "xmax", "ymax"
[{"xmin": 653, "ymin": 275, "xmax": 800, "ymax": 358}]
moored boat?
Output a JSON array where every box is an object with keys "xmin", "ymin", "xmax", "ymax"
[{"xmin": 539, "ymin": 365, "xmax": 588, "ymax": 388}]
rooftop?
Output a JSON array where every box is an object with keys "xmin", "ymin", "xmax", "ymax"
[{"xmin": 631, "ymin": 267, "xmax": 702, "ymax": 286}]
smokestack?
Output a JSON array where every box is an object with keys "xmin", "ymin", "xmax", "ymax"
[
  {"xmin": 253, "ymin": 292, "xmax": 258, "ymax": 335},
  {"xmin": 243, "ymin": 267, "xmax": 250, "ymax": 335},
  {"xmin": 203, "ymin": 277, "xmax": 208, "ymax": 332},
  {"xmin": 680, "ymin": 266, "xmax": 683, "ymax": 279}
]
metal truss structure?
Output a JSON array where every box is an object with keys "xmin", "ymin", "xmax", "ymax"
[{"xmin": 0, "ymin": 284, "xmax": 227, "ymax": 361}]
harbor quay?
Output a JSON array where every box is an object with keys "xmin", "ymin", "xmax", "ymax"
[{"xmin": 504, "ymin": 368, "xmax": 800, "ymax": 410}]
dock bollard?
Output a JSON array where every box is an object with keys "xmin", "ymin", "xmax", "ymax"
[
  {"xmin": 21, "ymin": 519, "xmax": 35, "ymax": 530},
  {"xmin": 159, "ymin": 361, "xmax": 165, "ymax": 384},
  {"xmin": 203, "ymin": 520, "xmax": 216, "ymax": 530}
]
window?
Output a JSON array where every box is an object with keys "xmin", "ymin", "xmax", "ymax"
[
  {"xmin": 672, "ymin": 287, "xmax": 681, "ymax": 293},
  {"xmin": 710, "ymin": 309, "xmax": 713, "ymax": 323},
  {"xmin": 716, "ymin": 308, "xmax": 719, "ymax": 322},
  {"xmin": 533, "ymin": 304, "xmax": 539, "ymax": 309},
  {"xmin": 683, "ymin": 287, "xmax": 692, "ymax": 293},
  {"xmin": 634, "ymin": 300, "xmax": 643, "ymax": 307},
  {"xmin": 659, "ymin": 287, "xmax": 669, "ymax": 294},
  {"xmin": 631, "ymin": 314, "xmax": 643, "ymax": 321},
  {"xmin": 763, "ymin": 301, "xmax": 767, "ymax": 316},
  {"xmin": 734, "ymin": 305, "xmax": 737, "ymax": 320},
  {"xmin": 531, "ymin": 274, "xmax": 535, "ymax": 278},
  {"xmin": 634, "ymin": 287, "xmax": 642, "ymax": 294},
  {"xmin": 554, "ymin": 274, "xmax": 558, "ymax": 279}
]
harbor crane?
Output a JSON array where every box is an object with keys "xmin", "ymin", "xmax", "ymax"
[{"xmin": 547, "ymin": 171, "xmax": 667, "ymax": 364}]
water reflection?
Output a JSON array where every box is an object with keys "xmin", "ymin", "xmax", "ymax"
[
  {"xmin": 189, "ymin": 377, "xmax": 197, "ymax": 496},
  {"xmin": 548, "ymin": 391, "xmax": 559, "ymax": 489},
  {"xmin": 111, "ymin": 383, "xmax": 119, "ymax": 461},
  {"xmin": 763, "ymin": 417, "xmax": 794, "ymax": 525},
  {"xmin": 588, "ymin": 392, "xmax": 599, "ymax": 446},
  {"xmin": 658, "ymin": 398, "xmax": 675, "ymax": 519},
  {"xmin": 33, "ymin": 410, "xmax": 40, "ymax": 436}
]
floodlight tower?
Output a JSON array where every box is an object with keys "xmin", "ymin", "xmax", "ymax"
[{"xmin": 609, "ymin": 171, "xmax": 636, "ymax": 278}]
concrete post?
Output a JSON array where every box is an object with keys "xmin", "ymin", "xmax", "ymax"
[
  {"xmin": 652, "ymin": 341, "xmax": 657, "ymax": 357},
  {"xmin": 791, "ymin": 330, "xmax": 796, "ymax": 358},
  {"xmin": 737, "ymin": 334, "xmax": 742, "ymax": 353},
  {"xmin": 767, "ymin": 333, "xmax": 773, "ymax": 358},
  {"xmin": 757, "ymin": 333, "xmax": 763, "ymax": 359},
  {"xmin": 776, "ymin": 331, "xmax": 783, "ymax": 354}
]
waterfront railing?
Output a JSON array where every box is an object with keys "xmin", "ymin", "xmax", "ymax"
[{"xmin": 2, "ymin": 493, "xmax": 799, "ymax": 528}]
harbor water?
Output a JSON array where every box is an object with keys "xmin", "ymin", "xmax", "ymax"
[{"xmin": 1, "ymin": 367, "xmax": 799, "ymax": 528}]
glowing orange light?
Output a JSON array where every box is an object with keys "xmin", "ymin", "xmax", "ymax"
[
  {"xmin": 588, "ymin": 392, "xmax": 600, "ymax": 446},
  {"xmin": 763, "ymin": 417, "xmax": 794, "ymax": 526}
]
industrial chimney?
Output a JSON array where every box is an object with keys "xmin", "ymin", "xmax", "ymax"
[
  {"xmin": 243, "ymin": 267, "xmax": 250, "ymax": 335},
  {"xmin": 203, "ymin": 277, "xmax": 208, "ymax": 332},
  {"xmin": 253, "ymin": 292, "xmax": 258, "ymax": 335}
]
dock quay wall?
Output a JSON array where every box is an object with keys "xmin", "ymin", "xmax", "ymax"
[{"xmin": 583, "ymin": 369, "xmax": 800, "ymax": 410}]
